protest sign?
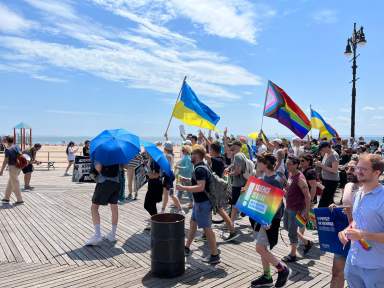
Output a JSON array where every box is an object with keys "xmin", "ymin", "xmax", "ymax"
[
  {"xmin": 235, "ymin": 176, "xmax": 284, "ymax": 226},
  {"xmin": 134, "ymin": 164, "xmax": 148, "ymax": 192},
  {"xmin": 314, "ymin": 207, "xmax": 350, "ymax": 257},
  {"xmin": 72, "ymin": 156, "xmax": 95, "ymax": 183}
]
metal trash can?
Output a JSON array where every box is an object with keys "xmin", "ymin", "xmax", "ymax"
[{"xmin": 151, "ymin": 213, "xmax": 185, "ymax": 278}]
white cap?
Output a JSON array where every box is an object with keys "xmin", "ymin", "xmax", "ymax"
[{"xmin": 272, "ymin": 138, "xmax": 282, "ymax": 144}]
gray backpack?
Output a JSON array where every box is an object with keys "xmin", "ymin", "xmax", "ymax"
[{"xmin": 194, "ymin": 165, "xmax": 228, "ymax": 213}]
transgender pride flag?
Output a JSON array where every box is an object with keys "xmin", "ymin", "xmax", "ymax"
[{"xmin": 263, "ymin": 81, "xmax": 311, "ymax": 139}]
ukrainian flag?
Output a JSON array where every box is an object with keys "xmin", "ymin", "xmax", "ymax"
[
  {"xmin": 310, "ymin": 108, "xmax": 339, "ymax": 140},
  {"xmin": 172, "ymin": 81, "xmax": 220, "ymax": 130}
]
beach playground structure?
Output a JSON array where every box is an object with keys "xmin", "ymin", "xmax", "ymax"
[{"xmin": 13, "ymin": 122, "xmax": 32, "ymax": 151}]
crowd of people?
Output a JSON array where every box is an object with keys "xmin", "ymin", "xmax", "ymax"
[{"xmin": 1, "ymin": 131, "xmax": 384, "ymax": 287}]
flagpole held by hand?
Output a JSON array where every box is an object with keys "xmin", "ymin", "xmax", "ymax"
[{"xmin": 164, "ymin": 76, "xmax": 187, "ymax": 140}]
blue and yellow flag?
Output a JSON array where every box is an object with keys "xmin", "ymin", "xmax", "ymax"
[
  {"xmin": 310, "ymin": 108, "xmax": 339, "ymax": 140},
  {"xmin": 172, "ymin": 81, "xmax": 220, "ymax": 130}
]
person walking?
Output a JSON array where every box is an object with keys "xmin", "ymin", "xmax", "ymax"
[
  {"xmin": 83, "ymin": 140, "xmax": 90, "ymax": 157},
  {"xmin": 282, "ymin": 156, "xmax": 312, "ymax": 263},
  {"xmin": 0, "ymin": 136, "xmax": 24, "ymax": 205},
  {"xmin": 64, "ymin": 141, "xmax": 79, "ymax": 176},
  {"xmin": 177, "ymin": 145, "xmax": 220, "ymax": 264},
  {"xmin": 339, "ymin": 154, "xmax": 384, "ymax": 287},
  {"xmin": 175, "ymin": 145, "xmax": 193, "ymax": 209},
  {"xmin": 251, "ymin": 153, "xmax": 290, "ymax": 288}
]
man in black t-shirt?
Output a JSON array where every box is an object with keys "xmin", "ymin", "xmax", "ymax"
[
  {"xmin": 176, "ymin": 145, "xmax": 220, "ymax": 265},
  {"xmin": 144, "ymin": 159, "xmax": 163, "ymax": 220},
  {"xmin": 83, "ymin": 140, "xmax": 90, "ymax": 157},
  {"xmin": 206, "ymin": 141, "xmax": 239, "ymax": 242}
]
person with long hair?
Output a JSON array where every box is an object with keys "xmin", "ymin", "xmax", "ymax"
[{"xmin": 64, "ymin": 141, "xmax": 79, "ymax": 176}]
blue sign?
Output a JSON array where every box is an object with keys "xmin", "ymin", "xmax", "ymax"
[{"xmin": 314, "ymin": 207, "xmax": 350, "ymax": 257}]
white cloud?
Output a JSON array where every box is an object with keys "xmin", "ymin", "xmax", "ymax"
[
  {"xmin": 31, "ymin": 74, "xmax": 67, "ymax": 83},
  {"xmin": 45, "ymin": 109, "xmax": 125, "ymax": 117},
  {"xmin": 90, "ymin": 0, "xmax": 276, "ymax": 44},
  {"xmin": 362, "ymin": 106, "xmax": 375, "ymax": 111},
  {"xmin": 313, "ymin": 9, "xmax": 338, "ymax": 24},
  {"xmin": 0, "ymin": 3, "xmax": 35, "ymax": 33},
  {"xmin": 1, "ymin": 0, "xmax": 263, "ymax": 104},
  {"xmin": 372, "ymin": 115, "xmax": 384, "ymax": 120}
]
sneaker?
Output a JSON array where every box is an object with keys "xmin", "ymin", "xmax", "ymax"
[
  {"xmin": 202, "ymin": 254, "xmax": 220, "ymax": 265},
  {"xmin": 275, "ymin": 267, "xmax": 291, "ymax": 288},
  {"xmin": 184, "ymin": 247, "xmax": 191, "ymax": 257},
  {"xmin": 178, "ymin": 209, "xmax": 186, "ymax": 215},
  {"xmin": 303, "ymin": 240, "xmax": 313, "ymax": 255},
  {"xmin": 126, "ymin": 194, "xmax": 132, "ymax": 200},
  {"xmin": 194, "ymin": 235, "xmax": 207, "ymax": 242},
  {"xmin": 1, "ymin": 199, "xmax": 10, "ymax": 203},
  {"xmin": 251, "ymin": 275, "xmax": 273, "ymax": 287},
  {"xmin": 103, "ymin": 232, "xmax": 117, "ymax": 242},
  {"xmin": 84, "ymin": 235, "xmax": 102, "ymax": 246},
  {"xmin": 282, "ymin": 254, "xmax": 297, "ymax": 263},
  {"xmin": 25, "ymin": 186, "xmax": 35, "ymax": 190},
  {"xmin": 63, "ymin": 173, "xmax": 71, "ymax": 177},
  {"xmin": 223, "ymin": 231, "xmax": 240, "ymax": 242},
  {"xmin": 14, "ymin": 201, "xmax": 24, "ymax": 205},
  {"xmin": 133, "ymin": 193, "xmax": 138, "ymax": 200}
]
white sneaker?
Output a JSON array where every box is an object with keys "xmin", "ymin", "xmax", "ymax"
[
  {"xmin": 84, "ymin": 235, "xmax": 102, "ymax": 246},
  {"xmin": 103, "ymin": 232, "xmax": 117, "ymax": 242},
  {"xmin": 179, "ymin": 209, "xmax": 186, "ymax": 215}
]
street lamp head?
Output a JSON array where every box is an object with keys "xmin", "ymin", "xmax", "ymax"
[
  {"xmin": 344, "ymin": 39, "xmax": 352, "ymax": 56},
  {"xmin": 357, "ymin": 27, "xmax": 367, "ymax": 46}
]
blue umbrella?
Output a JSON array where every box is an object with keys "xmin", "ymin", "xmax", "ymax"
[
  {"xmin": 90, "ymin": 129, "xmax": 140, "ymax": 165},
  {"xmin": 142, "ymin": 142, "xmax": 172, "ymax": 177}
]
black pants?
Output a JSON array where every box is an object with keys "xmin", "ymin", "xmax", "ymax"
[
  {"xmin": 144, "ymin": 179, "xmax": 163, "ymax": 216},
  {"xmin": 318, "ymin": 179, "xmax": 339, "ymax": 208}
]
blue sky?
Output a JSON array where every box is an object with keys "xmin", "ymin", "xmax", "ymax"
[{"xmin": 0, "ymin": 0, "xmax": 383, "ymax": 138}]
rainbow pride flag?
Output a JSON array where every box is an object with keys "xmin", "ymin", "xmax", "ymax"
[
  {"xmin": 359, "ymin": 239, "xmax": 372, "ymax": 251},
  {"xmin": 172, "ymin": 80, "xmax": 220, "ymax": 130},
  {"xmin": 264, "ymin": 81, "xmax": 311, "ymax": 139},
  {"xmin": 296, "ymin": 213, "xmax": 307, "ymax": 227}
]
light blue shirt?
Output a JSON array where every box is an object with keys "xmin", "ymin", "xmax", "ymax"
[
  {"xmin": 347, "ymin": 184, "xmax": 384, "ymax": 269},
  {"xmin": 177, "ymin": 155, "xmax": 193, "ymax": 179}
]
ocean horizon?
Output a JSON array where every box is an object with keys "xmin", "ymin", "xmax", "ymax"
[{"xmin": 32, "ymin": 135, "xmax": 384, "ymax": 145}]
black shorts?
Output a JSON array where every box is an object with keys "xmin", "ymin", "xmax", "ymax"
[
  {"xmin": 162, "ymin": 175, "xmax": 174, "ymax": 190},
  {"xmin": 92, "ymin": 181, "xmax": 120, "ymax": 205},
  {"xmin": 22, "ymin": 164, "xmax": 34, "ymax": 174},
  {"xmin": 231, "ymin": 186, "xmax": 242, "ymax": 205}
]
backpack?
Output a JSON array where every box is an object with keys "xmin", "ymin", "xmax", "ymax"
[
  {"xmin": 242, "ymin": 155, "xmax": 256, "ymax": 180},
  {"xmin": 195, "ymin": 165, "xmax": 228, "ymax": 213},
  {"xmin": 15, "ymin": 154, "xmax": 28, "ymax": 169}
]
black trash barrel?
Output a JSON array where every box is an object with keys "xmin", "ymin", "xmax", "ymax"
[{"xmin": 151, "ymin": 213, "xmax": 185, "ymax": 278}]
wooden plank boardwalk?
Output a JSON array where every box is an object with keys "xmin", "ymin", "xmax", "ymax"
[{"xmin": 0, "ymin": 169, "xmax": 338, "ymax": 287}]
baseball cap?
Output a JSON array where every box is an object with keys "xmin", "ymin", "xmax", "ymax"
[
  {"xmin": 183, "ymin": 140, "xmax": 192, "ymax": 146},
  {"xmin": 318, "ymin": 141, "xmax": 331, "ymax": 150},
  {"xmin": 271, "ymin": 138, "xmax": 283, "ymax": 145}
]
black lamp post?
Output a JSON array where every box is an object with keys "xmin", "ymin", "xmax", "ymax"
[{"xmin": 344, "ymin": 23, "xmax": 367, "ymax": 138}]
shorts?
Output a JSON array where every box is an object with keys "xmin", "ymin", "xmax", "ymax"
[
  {"xmin": 22, "ymin": 164, "xmax": 34, "ymax": 174},
  {"xmin": 163, "ymin": 175, "xmax": 174, "ymax": 190},
  {"xmin": 231, "ymin": 186, "xmax": 242, "ymax": 205},
  {"xmin": 92, "ymin": 180, "xmax": 120, "ymax": 205},
  {"xmin": 283, "ymin": 209, "xmax": 299, "ymax": 245},
  {"xmin": 191, "ymin": 200, "xmax": 212, "ymax": 229},
  {"xmin": 255, "ymin": 227, "xmax": 269, "ymax": 247}
]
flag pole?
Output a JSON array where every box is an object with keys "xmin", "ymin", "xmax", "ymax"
[
  {"xmin": 164, "ymin": 76, "xmax": 187, "ymax": 140},
  {"xmin": 259, "ymin": 80, "xmax": 269, "ymax": 134},
  {"xmin": 310, "ymin": 104, "xmax": 313, "ymax": 139}
]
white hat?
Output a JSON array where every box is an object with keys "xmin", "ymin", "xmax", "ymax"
[
  {"xmin": 183, "ymin": 140, "xmax": 192, "ymax": 146},
  {"xmin": 164, "ymin": 141, "xmax": 173, "ymax": 151},
  {"xmin": 272, "ymin": 138, "xmax": 282, "ymax": 144}
]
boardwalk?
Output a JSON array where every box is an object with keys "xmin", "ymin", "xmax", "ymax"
[{"xmin": 0, "ymin": 169, "xmax": 338, "ymax": 287}]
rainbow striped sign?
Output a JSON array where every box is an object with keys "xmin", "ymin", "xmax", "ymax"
[{"xmin": 235, "ymin": 176, "xmax": 284, "ymax": 226}]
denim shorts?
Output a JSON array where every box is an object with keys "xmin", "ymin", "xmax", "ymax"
[{"xmin": 191, "ymin": 200, "xmax": 212, "ymax": 229}]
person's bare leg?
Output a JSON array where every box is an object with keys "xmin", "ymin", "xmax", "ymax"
[
  {"xmin": 110, "ymin": 204, "xmax": 118, "ymax": 225},
  {"xmin": 230, "ymin": 207, "xmax": 238, "ymax": 226},
  {"xmin": 91, "ymin": 203, "xmax": 101, "ymax": 225},
  {"xmin": 65, "ymin": 162, "xmax": 73, "ymax": 175},
  {"xmin": 161, "ymin": 188, "xmax": 169, "ymax": 212},
  {"xmin": 127, "ymin": 168, "xmax": 134, "ymax": 196},
  {"xmin": 24, "ymin": 173, "xmax": 31, "ymax": 188},
  {"xmin": 218, "ymin": 208, "xmax": 234, "ymax": 232},
  {"xmin": 171, "ymin": 195, "xmax": 182, "ymax": 210},
  {"xmin": 331, "ymin": 256, "xmax": 346, "ymax": 288},
  {"xmin": 203, "ymin": 228, "xmax": 218, "ymax": 255},
  {"xmin": 186, "ymin": 220, "xmax": 197, "ymax": 248},
  {"xmin": 256, "ymin": 244, "xmax": 280, "ymax": 266}
]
